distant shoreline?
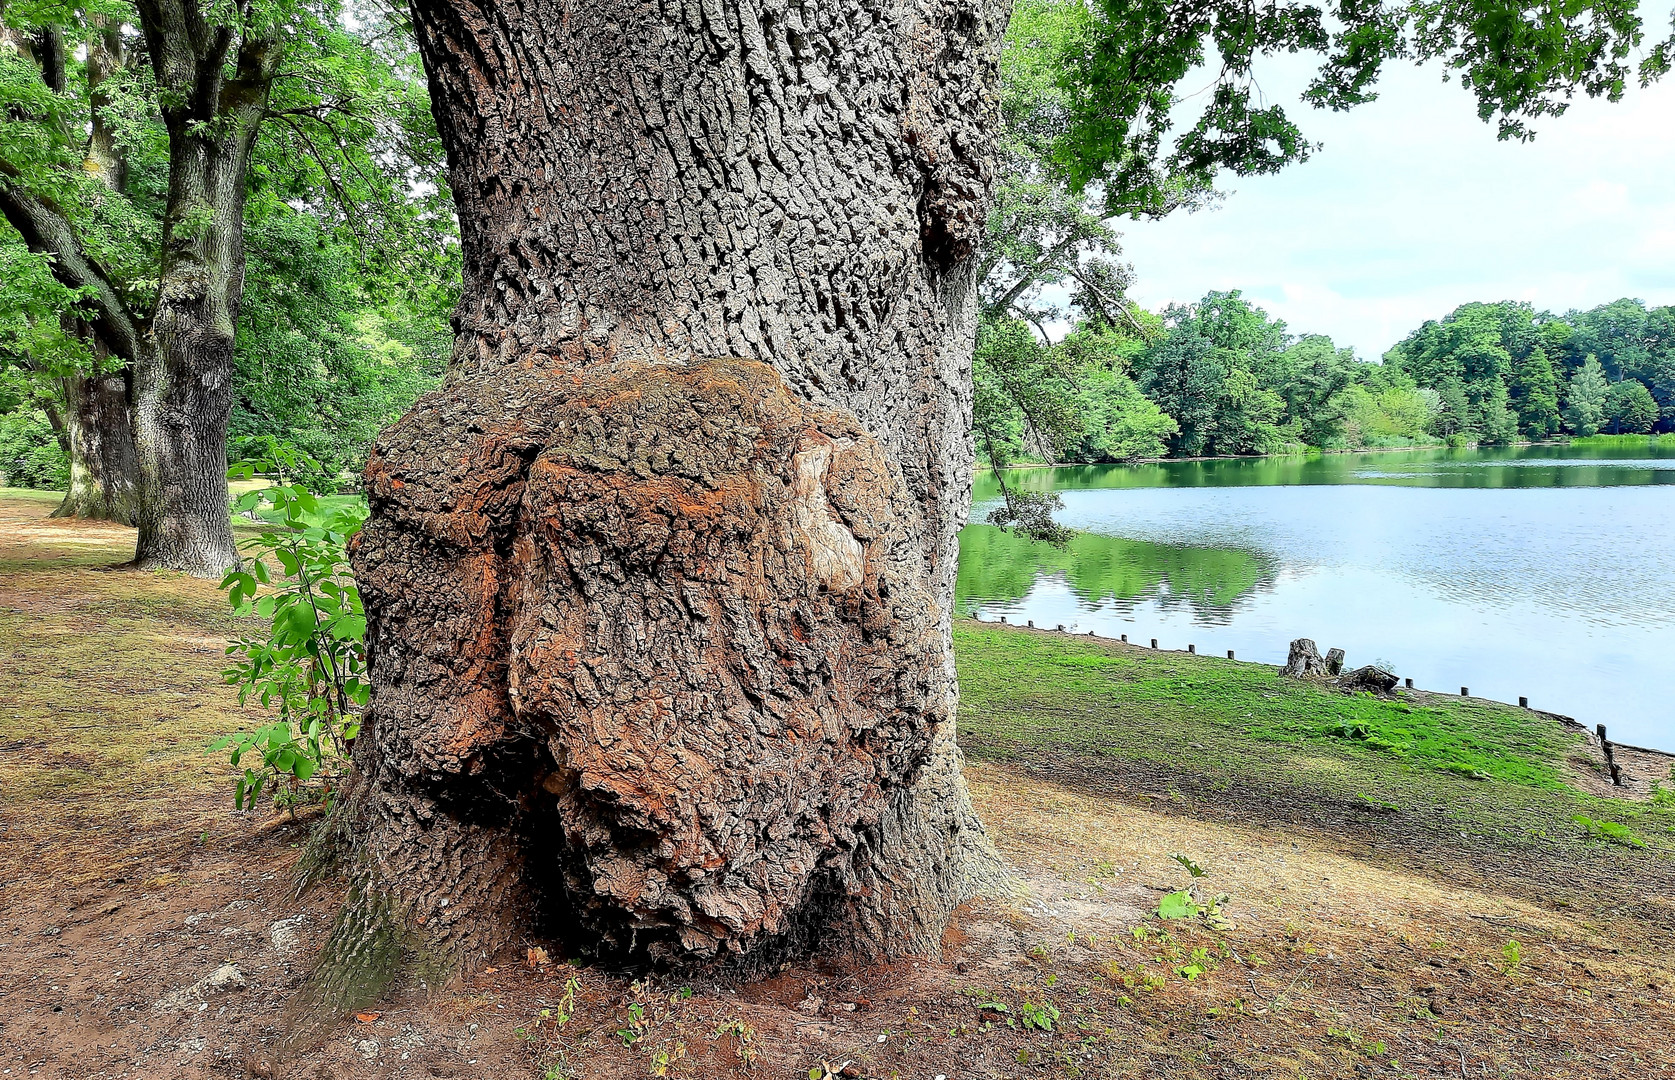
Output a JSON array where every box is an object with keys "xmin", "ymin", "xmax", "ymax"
[{"xmin": 981, "ymin": 437, "xmax": 1655, "ymax": 471}]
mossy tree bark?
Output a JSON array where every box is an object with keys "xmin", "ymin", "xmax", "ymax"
[
  {"xmin": 318, "ymin": 0, "xmax": 1010, "ymax": 1003},
  {"xmin": 129, "ymin": 0, "xmax": 279, "ymax": 577},
  {"xmin": 52, "ymin": 363, "xmax": 140, "ymax": 525}
]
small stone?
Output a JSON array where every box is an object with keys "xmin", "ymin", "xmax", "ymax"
[
  {"xmin": 357, "ymin": 1039, "xmax": 379, "ymax": 1060},
  {"xmin": 202, "ymin": 964, "xmax": 246, "ymax": 993},
  {"xmin": 268, "ymin": 916, "xmax": 306, "ymax": 955}
]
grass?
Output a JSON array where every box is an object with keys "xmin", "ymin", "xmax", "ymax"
[
  {"xmin": 954, "ymin": 620, "xmax": 1675, "ymax": 866},
  {"xmin": 1567, "ymin": 432, "xmax": 1675, "ymax": 448},
  {"xmin": 0, "ymin": 488, "xmax": 253, "ymax": 888},
  {"xmin": 956, "ymin": 622, "xmax": 1574, "ymax": 783}
]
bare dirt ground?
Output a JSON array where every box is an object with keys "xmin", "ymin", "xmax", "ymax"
[{"xmin": 2, "ymin": 490, "xmax": 1671, "ymax": 1080}]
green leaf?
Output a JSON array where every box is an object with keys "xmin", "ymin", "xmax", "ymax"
[{"xmin": 1157, "ymin": 890, "xmax": 1200, "ymax": 920}]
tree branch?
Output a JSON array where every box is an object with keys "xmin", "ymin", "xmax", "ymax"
[
  {"xmin": 0, "ymin": 171, "xmax": 143, "ymax": 363},
  {"xmin": 985, "ymin": 230, "xmax": 1083, "ymax": 320}
]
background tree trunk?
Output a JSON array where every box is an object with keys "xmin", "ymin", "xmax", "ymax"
[
  {"xmin": 0, "ymin": 180, "xmax": 149, "ymax": 528},
  {"xmin": 315, "ymin": 0, "xmax": 1010, "ymax": 1007},
  {"xmin": 129, "ymin": 6, "xmax": 278, "ymax": 576},
  {"xmin": 51, "ymin": 20, "xmax": 139, "ymax": 525},
  {"xmin": 84, "ymin": 20, "xmax": 128, "ymax": 193},
  {"xmin": 53, "ymin": 365, "xmax": 139, "ymax": 524}
]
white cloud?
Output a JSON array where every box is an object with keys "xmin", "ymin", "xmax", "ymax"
[{"xmin": 1116, "ymin": 59, "xmax": 1675, "ymax": 360}]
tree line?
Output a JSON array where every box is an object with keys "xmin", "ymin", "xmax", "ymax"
[
  {"xmin": 972, "ymin": 293, "xmax": 1675, "ymax": 482},
  {"xmin": 0, "ymin": 0, "xmax": 454, "ymax": 574},
  {"xmin": 1387, "ymin": 298, "xmax": 1673, "ymax": 440}
]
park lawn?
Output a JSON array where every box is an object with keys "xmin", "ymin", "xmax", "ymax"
[{"xmin": 955, "ymin": 620, "xmax": 1675, "ymax": 872}]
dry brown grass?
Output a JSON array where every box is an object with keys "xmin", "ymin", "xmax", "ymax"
[{"xmin": 1, "ymin": 489, "xmax": 1670, "ymax": 1080}]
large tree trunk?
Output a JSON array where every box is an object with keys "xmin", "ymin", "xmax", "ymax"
[
  {"xmin": 129, "ymin": 8, "xmax": 278, "ymax": 577},
  {"xmin": 131, "ymin": 284, "xmax": 243, "ymax": 575},
  {"xmin": 314, "ymin": 0, "xmax": 1009, "ymax": 1008},
  {"xmin": 52, "ymin": 367, "xmax": 139, "ymax": 524}
]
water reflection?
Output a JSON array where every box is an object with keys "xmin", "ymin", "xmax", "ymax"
[{"xmin": 955, "ymin": 525, "xmax": 1277, "ymax": 625}]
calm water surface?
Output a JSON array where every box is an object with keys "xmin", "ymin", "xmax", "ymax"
[{"xmin": 957, "ymin": 443, "xmax": 1675, "ymax": 751}]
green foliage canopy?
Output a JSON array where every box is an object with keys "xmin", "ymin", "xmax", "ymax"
[
  {"xmin": 1388, "ymin": 299, "xmax": 1675, "ymax": 440},
  {"xmin": 0, "ymin": 0, "xmax": 458, "ymax": 483},
  {"xmin": 1040, "ymin": 0, "xmax": 1670, "ymax": 215}
]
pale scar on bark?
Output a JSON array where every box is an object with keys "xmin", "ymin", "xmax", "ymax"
[{"xmin": 788, "ymin": 435, "xmax": 866, "ymax": 593}]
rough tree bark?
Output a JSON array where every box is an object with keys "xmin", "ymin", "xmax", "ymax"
[
  {"xmin": 129, "ymin": 1, "xmax": 280, "ymax": 576},
  {"xmin": 313, "ymin": 0, "xmax": 1010, "ymax": 1006},
  {"xmin": 53, "ymin": 362, "xmax": 140, "ymax": 524}
]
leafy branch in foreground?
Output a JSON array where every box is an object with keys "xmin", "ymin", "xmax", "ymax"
[{"xmin": 211, "ymin": 441, "xmax": 367, "ymax": 811}]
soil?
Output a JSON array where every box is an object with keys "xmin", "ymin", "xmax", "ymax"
[{"xmin": 2, "ymin": 489, "xmax": 1672, "ymax": 1079}]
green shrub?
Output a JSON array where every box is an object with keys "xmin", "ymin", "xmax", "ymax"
[
  {"xmin": 0, "ymin": 407, "xmax": 67, "ymax": 489},
  {"xmin": 212, "ymin": 442, "xmax": 368, "ymax": 810},
  {"xmin": 1572, "ymin": 814, "xmax": 1646, "ymax": 849}
]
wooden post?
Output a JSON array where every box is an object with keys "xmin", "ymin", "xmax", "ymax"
[
  {"xmin": 1187, "ymin": 644, "xmax": 1195, "ymax": 654},
  {"xmin": 1027, "ymin": 620, "xmax": 1034, "ymax": 628},
  {"xmin": 1404, "ymin": 677, "xmax": 1413, "ymax": 688},
  {"xmin": 1597, "ymin": 724, "xmax": 1624, "ymax": 786},
  {"xmin": 1519, "ymin": 696, "xmax": 1528, "ymax": 708},
  {"xmin": 1120, "ymin": 634, "xmax": 1127, "ymax": 643},
  {"xmin": 1227, "ymin": 649, "xmax": 1235, "ymax": 660},
  {"xmin": 1151, "ymin": 639, "xmax": 1158, "ymax": 649},
  {"xmin": 1460, "ymin": 687, "xmax": 1468, "ymax": 696}
]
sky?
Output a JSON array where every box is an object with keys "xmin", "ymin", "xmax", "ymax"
[{"xmin": 1114, "ymin": 56, "xmax": 1675, "ymax": 361}]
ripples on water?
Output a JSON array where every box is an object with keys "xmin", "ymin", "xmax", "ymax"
[{"xmin": 958, "ymin": 442, "xmax": 1675, "ymax": 750}]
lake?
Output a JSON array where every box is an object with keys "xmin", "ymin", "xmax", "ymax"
[{"xmin": 957, "ymin": 442, "xmax": 1675, "ymax": 751}]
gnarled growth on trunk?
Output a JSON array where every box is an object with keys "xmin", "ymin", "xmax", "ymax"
[{"xmin": 310, "ymin": 0, "xmax": 1009, "ymax": 1014}]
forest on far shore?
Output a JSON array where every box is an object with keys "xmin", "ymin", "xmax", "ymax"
[{"xmin": 972, "ymin": 293, "xmax": 1675, "ymax": 476}]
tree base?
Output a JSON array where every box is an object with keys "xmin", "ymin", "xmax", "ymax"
[{"xmin": 306, "ymin": 356, "xmax": 1002, "ymax": 1019}]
